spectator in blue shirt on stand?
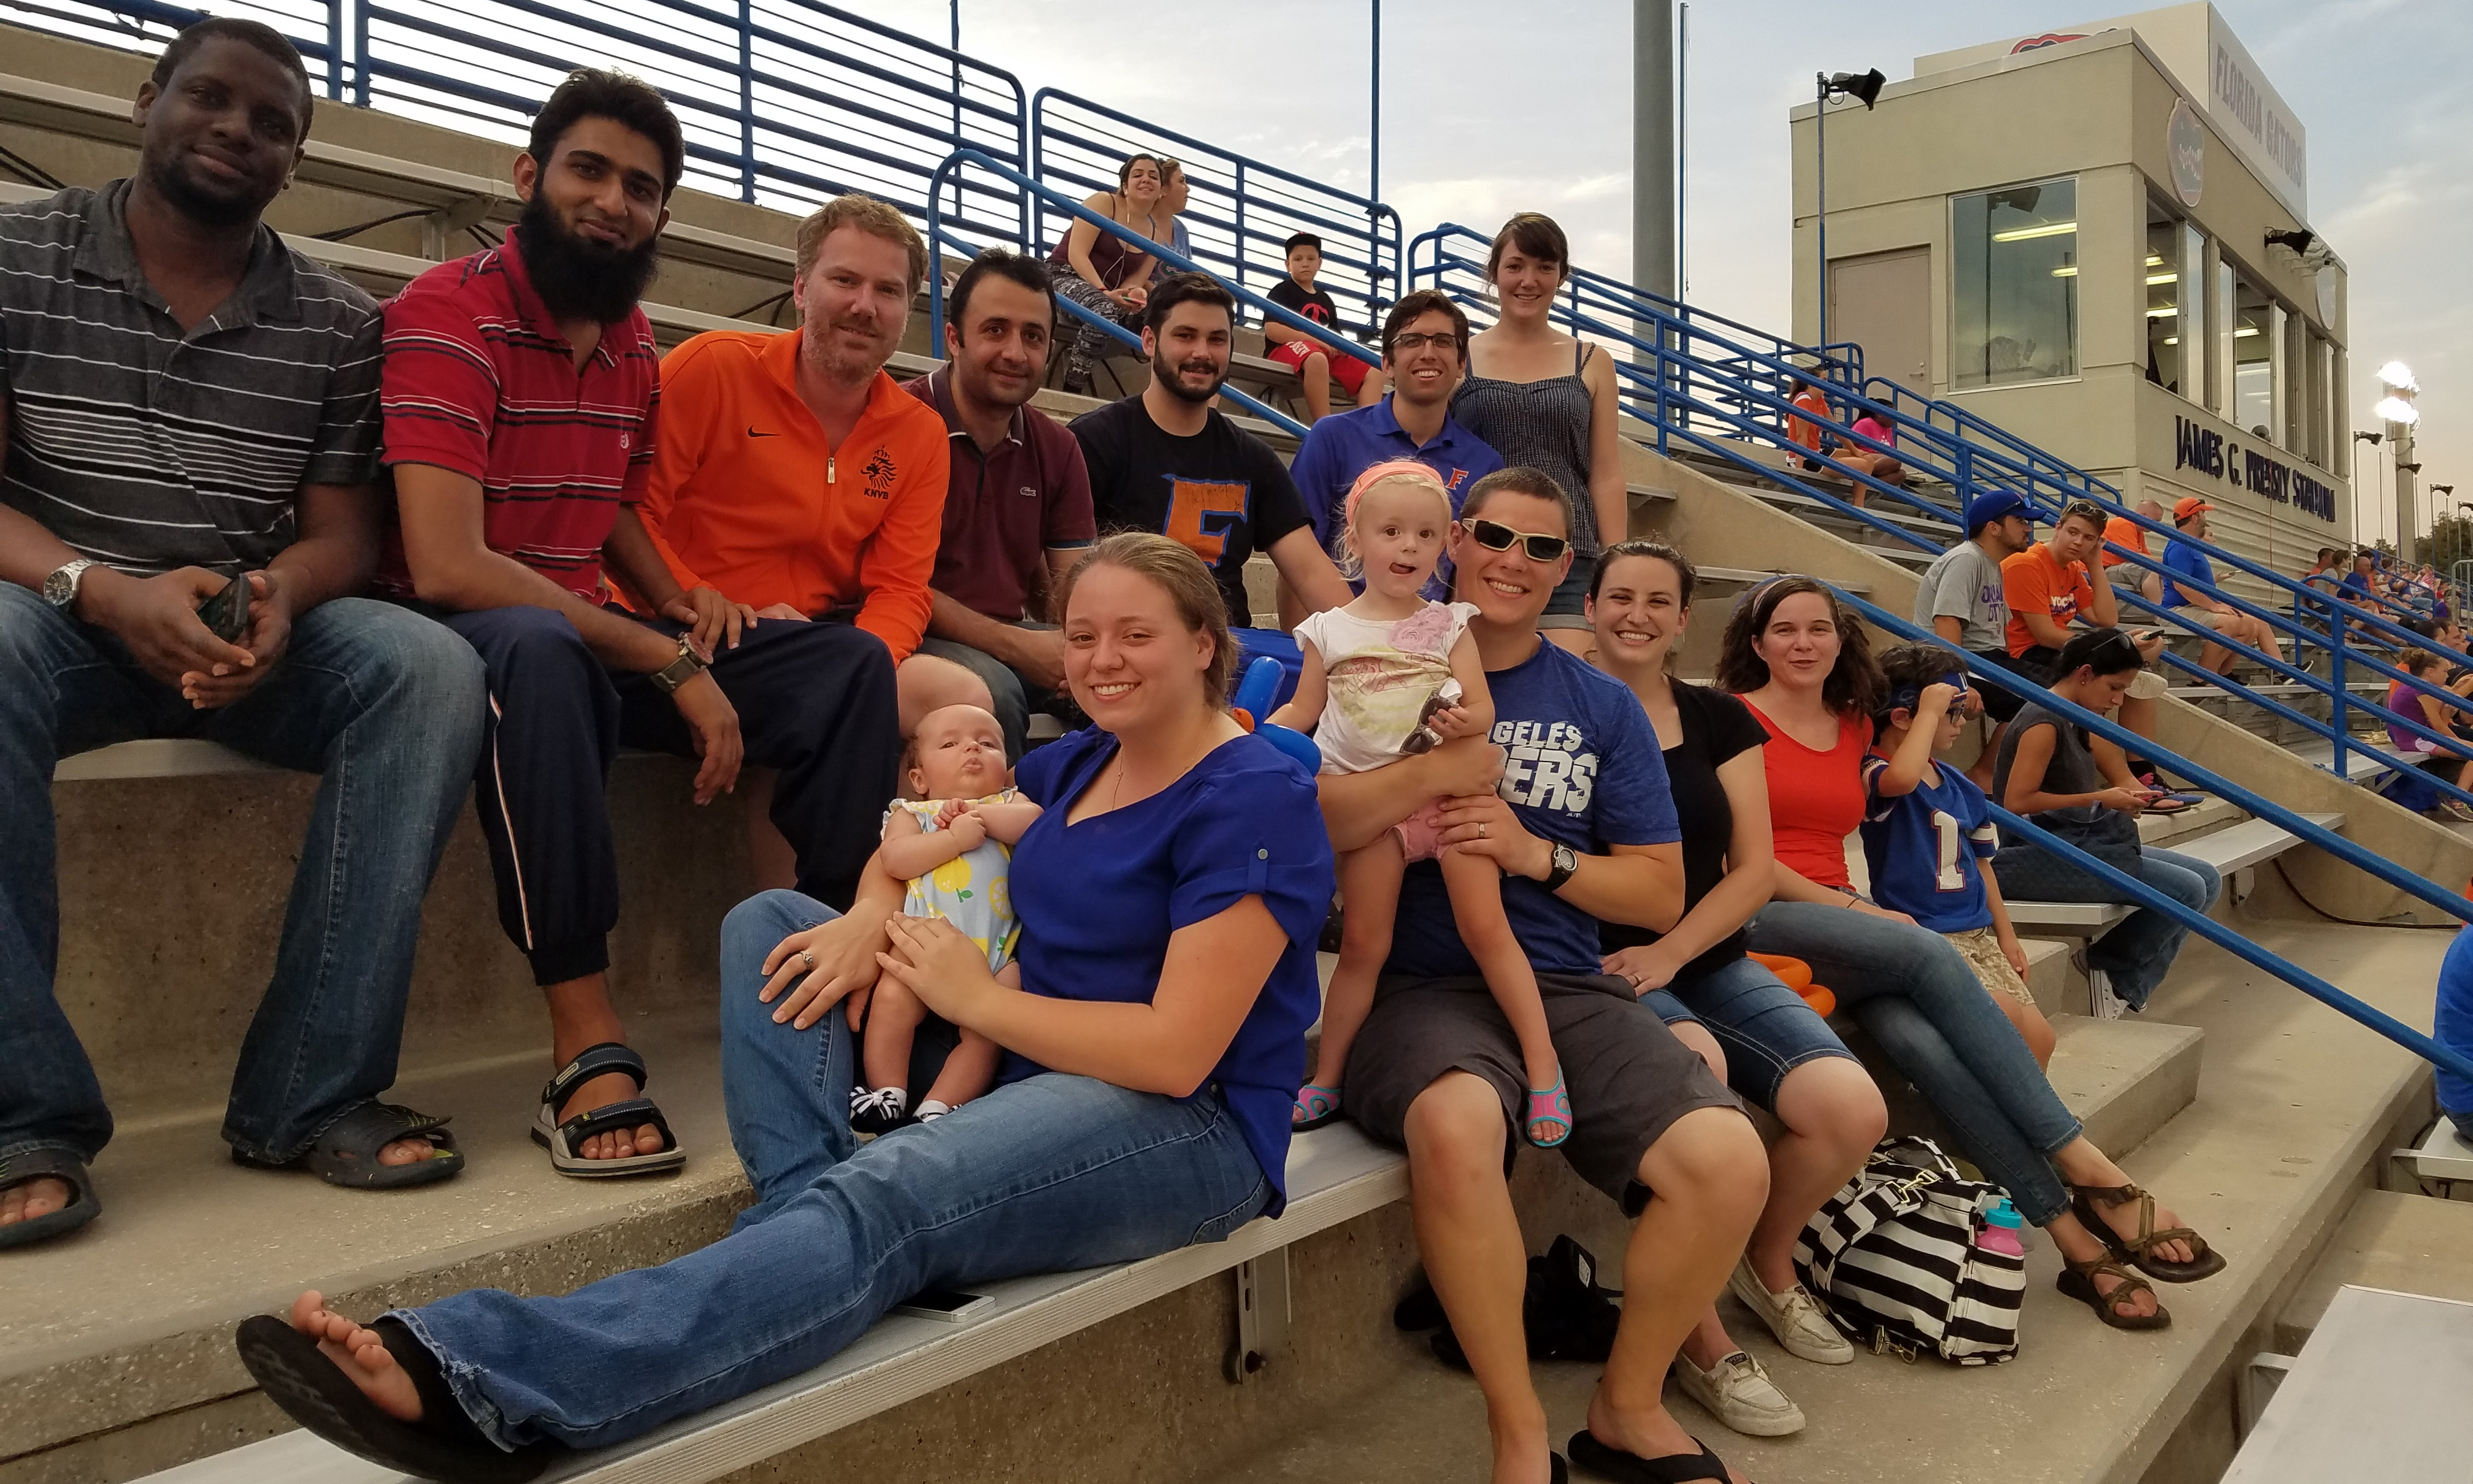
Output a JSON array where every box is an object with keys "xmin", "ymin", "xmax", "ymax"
[
  {"xmin": 2438, "ymin": 924, "xmax": 2473, "ymax": 1142},
  {"xmin": 1282, "ymin": 290, "xmax": 1503, "ymax": 625},
  {"xmin": 2160, "ymin": 497, "xmax": 2283, "ymax": 675}
]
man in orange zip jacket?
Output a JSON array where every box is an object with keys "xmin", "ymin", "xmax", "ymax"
[{"xmin": 627, "ymin": 195, "xmax": 990, "ymax": 747}]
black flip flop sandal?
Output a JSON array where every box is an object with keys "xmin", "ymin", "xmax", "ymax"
[
  {"xmin": 234, "ymin": 1102, "xmax": 464, "ymax": 1190},
  {"xmin": 234, "ymin": 1314, "xmax": 546, "ymax": 1482},
  {"xmin": 0, "ymin": 1147, "xmax": 101, "ymax": 1249},
  {"xmin": 1568, "ymin": 1430, "xmax": 1731, "ymax": 1483},
  {"xmin": 533, "ymin": 1043, "xmax": 685, "ymax": 1179},
  {"xmin": 2070, "ymin": 1183, "xmax": 2228, "ymax": 1283}
]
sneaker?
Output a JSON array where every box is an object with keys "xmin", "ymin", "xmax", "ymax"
[
  {"xmin": 849, "ymin": 1085, "xmax": 908, "ymax": 1134},
  {"xmin": 1726, "ymin": 1257, "xmax": 1853, "ymax": 1365},
  {"xmin": 914, "ymin": 1099, "xmax": 956, "ymax": 1122},
  {"xmin": 1670, "ymin": 1350, "xmax": 1805, "ymax": 1437},
  {"xmin": 2443, "ymin": 800, "xmax": 2473, "ymax": 824},
  {"xmin": 2071, "ymin": 949, "xmax": 2129, "ymax": 1020}
]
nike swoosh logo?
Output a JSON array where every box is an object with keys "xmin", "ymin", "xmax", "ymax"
[{"xmin": 747, "ymin": 427, "xmax": 778, "ymax": 438}]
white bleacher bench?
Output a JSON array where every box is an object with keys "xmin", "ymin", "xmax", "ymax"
[
  {"xmin": 2166, "ymin": 682, "xmax": 2390, "ymax": 700},
  {"xmin": 1627, "ymin": 483, "xmax": 1677, "ymax": 510},
  {"xmin": 134, "ymin": 1124, "xmax": 1408, "ymax": 1484},
  {"xmin": 2001, "ymin": 810, "xmax": 2344, "ymax": 934}
]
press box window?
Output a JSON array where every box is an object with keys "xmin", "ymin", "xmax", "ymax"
[
  {"xmin": 2144, "ymin": 200, "xmax": 2204, "ymax": 403},
  {"xmin": 1952, "ymin": 177, "xmax": 2077, "ymax": 389}
]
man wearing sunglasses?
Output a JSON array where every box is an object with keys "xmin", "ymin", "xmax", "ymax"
[
  {"xmin": 1311, "ymin": 464, "xmax": 1765, "ymax": 1484},
  {"xmin": 1286, "ymin": 291, "xmax": 1504, "ymax": 619}
]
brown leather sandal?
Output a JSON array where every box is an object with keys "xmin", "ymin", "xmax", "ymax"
[
  {"xmin": 2056, "ymin": 1253, "xmax": 2170, "ymax": 1330},
  {"xmin": 2069, "ymin": 1183, "xmax": 2227, "ymax": 1283}
]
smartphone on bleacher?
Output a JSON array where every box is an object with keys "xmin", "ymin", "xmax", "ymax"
[{"xmin": 892, "ymin": 1287, "xmax": 993, "ymax": 1324}]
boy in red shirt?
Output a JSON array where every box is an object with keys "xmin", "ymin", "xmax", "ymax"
[{"xmin": 380, "ymin": 74, "xmax": 901, "ymax": 1178}]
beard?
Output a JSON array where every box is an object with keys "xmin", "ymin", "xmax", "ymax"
[
  {"xmin": 1149, "ymin": 347, "xmax": 1227, "ymax": 405},
  {"xmin": 513, "ymin": 191, "xmax": 661, "ymax": 326},
  {"xmin": 145, "ymin": 150, "xmax": 264, "ymax": 231}
]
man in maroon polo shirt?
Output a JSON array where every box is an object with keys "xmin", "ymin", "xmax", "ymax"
[
  {"xmin": 375, "ymin": 71, "xmax": 900, "ymax": 1177},
  {"xmin": 903, "ymin": 249, "xmax": 1096, "ymax": 758}
]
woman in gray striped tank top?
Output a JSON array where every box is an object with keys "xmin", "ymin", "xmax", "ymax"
[{"xmin": 1452, "ymin": 212, "xmax": 1628, "ymax": 656}]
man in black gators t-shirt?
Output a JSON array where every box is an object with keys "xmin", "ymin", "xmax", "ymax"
[
  {"xmin": 1263, "ymin": 231, "xmax": 1384, "ymax": 423},
  {"xmin": 1070, "ymin": 272, "xmax": 1351, "ymax": 706}
]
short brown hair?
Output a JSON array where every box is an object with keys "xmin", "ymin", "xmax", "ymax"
[
  {"xmin": 794, "ymin": 194, "xmax": 926, "ymax": 296},
  {"xmin": 1056, "ymin": 532, "xmax": 1236, "ymax": 707},
  {"xmin": 1486, "ymin": 212, "xmax": 1570, "ymax": 284},
  {"xmin": 1714, "ymin": 575, "xmax": 1882, "ymax": 721},
  {"xmin": 1381, "ymin": 289, "xmax": 1471, "ymax": 365},
  {"xmin": 1459, "ymin": 465, "xmax": 1573, "ymax": 534}
]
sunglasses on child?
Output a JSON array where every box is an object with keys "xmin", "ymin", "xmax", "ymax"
[{"xmin": 1462, "ymin": 518, "xmax": 1570, "ymax": 563}]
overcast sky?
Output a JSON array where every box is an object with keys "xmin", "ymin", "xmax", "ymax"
[{"xmin": 873, "ymin": 0, "xmax": 2466, "ymax": 550}]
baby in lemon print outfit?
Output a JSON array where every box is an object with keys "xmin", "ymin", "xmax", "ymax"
[{"xmin": 855, "ymin": 705, "xmax": 1044, "ymax": 1133}]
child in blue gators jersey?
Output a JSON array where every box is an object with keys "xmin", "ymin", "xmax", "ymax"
[{"xmin": 1863, "ymin": 643, "xmax": 2057, "ymax": 1068}]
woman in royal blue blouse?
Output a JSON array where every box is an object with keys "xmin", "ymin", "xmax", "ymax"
[{"xmin": 237, "ymin": 534, "xmax": 1337, "ymax": 1479}]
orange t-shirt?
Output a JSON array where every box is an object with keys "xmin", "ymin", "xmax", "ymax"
[
  {"xmin": 1787, "ymin": 388, "xmax": 1831, "ymax": 453},
  {"xmin": 2001, "ymin": 542, "xmax": 2098, "ymax": 656},
  {"xmin": 626, "ymin": 327, "xmax": 951, "ymax": 664},
  {"xmin": 1742, "ymin": 700, "xmax": 1871, "ymax": 892},
  {"xmin": 2099, "ymin": 514, "xmax": 2147, "ymax": 568}
]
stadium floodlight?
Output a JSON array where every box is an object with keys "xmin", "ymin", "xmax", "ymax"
[
  {"xmin": 2375, "ymin": 396, "xmax": 2422, "ymax": 427},
  {"xmin": 2377, "ymin": 361, "xmax": 2419, "ymax": 394}
]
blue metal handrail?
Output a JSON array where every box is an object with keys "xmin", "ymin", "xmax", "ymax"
[
  {"xmin": 15, "ymin": 0, "xmax": 1031, "ymax": 237},
  {"xmin": 927, "ymin": 150, "xmax": 1324, "ymax": 441},
  {"xmin": 1031, "ymin": 88, "xmax": 1401, "ymax": 342},
  {"xmin": 1823, "ymin": 582, "xmax": 2473, "ymax": 1087}
]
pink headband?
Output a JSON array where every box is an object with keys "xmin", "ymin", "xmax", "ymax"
[{"xmin": 1343, "ymin": 459, "xmax": 1452, "ymax": 528}]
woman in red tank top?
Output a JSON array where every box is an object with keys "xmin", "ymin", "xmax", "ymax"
[{"xmin": 1721, "ymin": 578, "xmax": 2225, "ymax": 1331}]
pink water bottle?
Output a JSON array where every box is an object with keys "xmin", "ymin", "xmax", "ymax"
[{"xmin": 1980, "ymin": 1198, "xmax": 2025, "ymax": 1258}]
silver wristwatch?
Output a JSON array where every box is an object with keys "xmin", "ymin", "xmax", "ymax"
[
  {"xmin": 650, "ymin": 633, "xmax": 711, "ymax": 694},
  {"xmin": 43, "ymin": 557, "xmax": 96, "ymax": 614}
]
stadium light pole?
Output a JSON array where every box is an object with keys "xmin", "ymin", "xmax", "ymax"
[
  {"xmin": 1368, "ymin": 0, "xmax": 1379, "ymax": 207},
  {"xmin": 1813, "ymin": 66, "xmax": 1885, "ymax": 374},
  {"xmin": 2376, "ymin": 361, "xmax": 2421, "ymax": 564}
]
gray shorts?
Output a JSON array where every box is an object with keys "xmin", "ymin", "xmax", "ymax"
[{"xmin": 1344, "ymin": 970, "xmax": 1744, "ymax": 1204}]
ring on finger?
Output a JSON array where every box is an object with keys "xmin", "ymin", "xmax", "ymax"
[{"xmin": 800, "ymin": 949, "xmax": 815, "ymax": 968}]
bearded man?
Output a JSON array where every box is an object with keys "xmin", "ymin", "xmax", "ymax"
[
  {"xmin": 377, "ymin": 73, "xmax": 904, "ymax": 1179},
  {"xmin": 1068, "ymin": 272, "xmax": 1349, "ymax": 705}
]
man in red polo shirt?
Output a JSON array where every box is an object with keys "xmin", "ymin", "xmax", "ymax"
[
  {"xmin": 901, "ymin": 249, "xmax": 1096, "ymax": 758},
  {"xmin": 377, "ymin": 72, "xmax": 900, "ymax": 1177}
]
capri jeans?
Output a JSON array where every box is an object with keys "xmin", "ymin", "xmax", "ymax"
[
  {"xmin": 1744, "ymin": 901, "xmax": 2084, "ymax": 1225},
  {"xmin": 1641, "ymin": 954, "xmax": 1859, "ymax": 1110},
  {"xmin": 1988, "ymin": 843, "xmax": 2220, "ymax": 1013}
]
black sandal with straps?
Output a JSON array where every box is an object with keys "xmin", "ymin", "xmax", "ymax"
[
  {"xmin": 2071, "ymin": 1182, "xmax": 2228, "ymax": 1283},
  {"xmin": 532, "ymin": 1042, "xmax": 684, "ymax": 1179},
  {"xmin": 0, "ymin": 1147, "xmax": 101, "ymax": 1248},
  {"xmin": 2057, "ymin": 1252, "xmax": 2171, "ymax": 1331},
  {"xmin": 234, "ymin": 1101, "xmax": 464, "ymax": 1190}
]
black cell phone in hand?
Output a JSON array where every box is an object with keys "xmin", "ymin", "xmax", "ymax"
[{"xmin": 196, "ymin": 573, "xmax": 251, "ymax": 643}]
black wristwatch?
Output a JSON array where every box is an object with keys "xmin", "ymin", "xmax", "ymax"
[
  {"xmin": 650, "ymin": 634, "xmax": 710, "ymax": 694},
  {"xmin": 1541, "ymin": 842, "xmax": 1579, "ymax": 893}
]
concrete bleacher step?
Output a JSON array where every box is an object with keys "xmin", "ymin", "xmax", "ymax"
[{"xmin": 2271, "ymin": 1188, "xmax": 2473, "ymax": 1354}]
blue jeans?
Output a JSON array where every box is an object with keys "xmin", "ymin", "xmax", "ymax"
[
  {"xmin": 1988, "ymin": 844, "xmax": 2221, "ymax": 1012},
  {"xmin": 394, "ymin": 890, "xmax": 1274, "ymax": 1451},
  {"xmin": 1641, "ymin": 955, "xmax": 1857, "ymax": 1109},
  {"xmin": 1746, "ymin": 901, "xmax": 2084, "ymax": 1225},
  {"xmin": 0, "ymin": 587, "xmax": 485, "ymax": 1165}
]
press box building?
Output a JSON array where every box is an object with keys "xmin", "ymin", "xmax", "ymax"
[{"xmin": 1789, "ymin": 4, "xmax": 2348, "ymax": 590}]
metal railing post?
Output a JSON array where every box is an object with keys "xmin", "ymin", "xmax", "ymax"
[
  {"xmin": 1232, "ymin": 162, "xmax": 1246, "ymax": 301},
  {"xmin": 2329, "ymin": 610, "xmax": 2349, "ymax": 781},
  {"xmin": 351, "ymin": 0, "xmax": 370, "ymax": 105},
  {"xmin": 737, "ymin": 0, "xmax": 756, "ymax": 204},
  {"xmin": 325, "ymin": 0, "xmax": 344, "ymax": 100}
]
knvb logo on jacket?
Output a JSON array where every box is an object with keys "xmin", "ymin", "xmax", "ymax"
[{"xmin": 862, "ymin": 449, "xmax": 899, "ymax": 500}]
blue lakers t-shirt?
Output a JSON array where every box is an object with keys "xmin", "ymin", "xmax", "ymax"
[
  {"xmin": 1386, "ymin": 641, "xmax": 1680, "ymax": 977},
  {"xmin": 1859, "ymin": 755, "xmax": 1998, "ymax": 933}
]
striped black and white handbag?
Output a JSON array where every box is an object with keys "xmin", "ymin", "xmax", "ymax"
[{"xmin": 1792, "ymin": 1136, "xmax": 2026, "ymax": 1365}]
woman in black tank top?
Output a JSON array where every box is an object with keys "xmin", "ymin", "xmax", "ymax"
[{"xmin": 1047, "ymin": 153, "xmax": 1168, "ymax": 393}]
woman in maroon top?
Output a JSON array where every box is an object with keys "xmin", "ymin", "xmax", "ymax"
[
  {"xmin": 1724, "ymin": 578, "xmax": 2223, "ymax": 1331},
  {"xmin": 1047, "ymin": 153, "xmax": 1168, "ymax": 394}
]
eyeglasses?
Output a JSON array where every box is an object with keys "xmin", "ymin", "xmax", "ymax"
[
  {"xmin": 1464, "ymin": 518, "xmax": 1570, "ymax": 563},
  {"xmin": 2061, "ymin": 500, "xmax": 2106, "ymax": 526},
  {"xmin": 1390, "ymin": 331, "xmax": 1460, "ymax": 353}
]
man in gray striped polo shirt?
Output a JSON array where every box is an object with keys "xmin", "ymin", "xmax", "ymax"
[{"xmin": 0, "ymin": 19, "xmax": 487, "ymax": 1249}]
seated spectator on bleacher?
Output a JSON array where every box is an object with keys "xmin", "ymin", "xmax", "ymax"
[
  {"xmin": 2437, "ymin": 925, "xmax": 2473, "ymax": 1143},
  {"xmin": 1912, "ymin": 488, "xmax": 2036, "ymax": 788},
  {"xmin": 0, "ymin": 20, "xmax": 486, "ymax": 1244},
  {"xmin": 902, "ymin": 250, "xmax": 1095, "ymax": 760},
  {"xmin": 2100, "ymin": 499, "xmax": 2165, "ymax": 605},
  {"xmin": 641, "ymin": 194, "xmax": 986, "ymax": 738},
  {"xmin": 1723, "ymin": 580, "xmax": 2222, "ymax": 1331},
  {"xmin": 242, "ymin": 534, "xmax": 1338, "ymax": 1478},
  {"xmin": 1838, "ymin": 408, "xmax": 1905, "ymax": 507},
  {"xmin": 2297, "ymin": 546, "xmax": 2343, "ymax": 628},
  {"xmin": 2159, "ymin": 497, "xmax": 2285, "ymax": 675},
  {"xmin": 1990, "ymin": 629, "xmax": 2222, "ymax": 1021},
  {"xmin": 1319, "ymin": 470, "xmax": 1768, "ymax": 1483},
  {"xmin": 2341, "ymin": 549, "xmax": 2382, "ymax": 609},
  {"xmin": 1286, "ymin": 289, "xmax": 1502, "ymax": 611},
  {"xmin": 1072, "ymin": 273, "xmax": 1351, "ymax": 705},
  {"xmin": 376, "ymin": 75, "xmax": 905, "ymax": 1178},
  {"xmin": 1589, "ymin": 541, "xmax": 1885, "ymax": 1437},
  {"xmin": 1046, "ymin": 151, "xmax": 1166, "ymax": 395},
  {"xmin": 1785, "ymin": 377, "xmax": 1835, "ymax": 473},
  {"xmin": 2380, "ymin": 648, "xmax": 2473, "ymax": 822},
  {"xmin": 1864, "ymin": 644, "xmax": 2055, "ymax": 1068},
  {"xmin": 1154, "ymin": 158, "xmax": 1192, "ymax": 273},
  {"xmin": 1264, "ymin": 231, "xmax": 1386, "ymax": 423},
  {"xmin": 2002, "ymin": 497, "xmax": 2177, "ymax": 792}
]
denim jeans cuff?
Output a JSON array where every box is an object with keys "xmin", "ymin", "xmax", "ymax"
[
  {"xmin": 527, "ymin": 935, "xmax": 612, "ymax": 989},
  {"xmin": 387, "ymin": 1307, "xmax": 524, "ymax": 1452},
  {"xmin": 2036, "ymin": 1117, "xmax": 2085, "ymax": 1162},
  {"xmin": 0, "ymin": 1136, "xmax": 98, "ymax": 1168}
]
